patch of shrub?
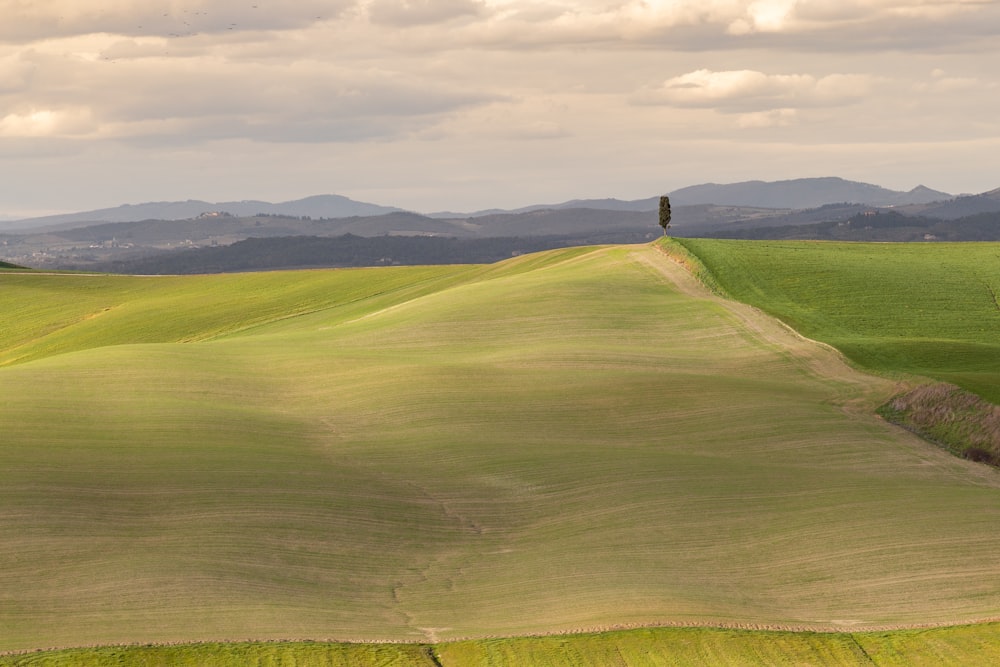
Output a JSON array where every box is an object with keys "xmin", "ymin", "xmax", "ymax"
[
  {"xmin": 879, "ymin": 383, "xmax": 1000, "ymax": 467},
  {"xmin": 964, "ymin": 447, "xmax": 996, "ymax": 465}
]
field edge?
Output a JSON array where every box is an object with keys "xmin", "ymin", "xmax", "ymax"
[{"xmin": 6, "ymin": 621, "xmax": 1000, "ymax": 666}]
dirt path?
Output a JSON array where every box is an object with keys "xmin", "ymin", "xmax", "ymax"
[{"xmin": 632, "ymin": 245, "xmax": 896, "ymax": 401}]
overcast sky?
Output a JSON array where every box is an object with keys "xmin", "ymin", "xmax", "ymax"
[{"xmin": 1, "ymin": 0, "xmax": 998, "ymax": 216}]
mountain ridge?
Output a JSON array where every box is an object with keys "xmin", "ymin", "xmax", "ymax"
[
  {"xmin": 1, "ymin": 195, "xmax": 405, "ymax": 231},
  {"xmin": 2, "ymin": 177, "xmax": 966, "ymax": 230}
]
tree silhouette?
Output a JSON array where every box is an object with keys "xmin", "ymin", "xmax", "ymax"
[{"xmin": 658, "ymin": 196, "xmax": 672, "ymax": 235}]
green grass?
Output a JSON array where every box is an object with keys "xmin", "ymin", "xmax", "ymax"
[
  {"xmin": 3, "ymin": 245, "xmax": 1000, "ymax": 654},
  {"xmin": 440, "ymin": 624, "xmax": 1000, "ymax": 666},
  {"xmin": 671, "ymin": 238, "xmax": 1000, "ymax": 403},
  {"xmin": 7, "ymin": 624, "xmax": 1000, "ymax": 666},
  {"xmin": 0, "ymin": 642, "xmax": 436, "ymax": 666},
  {"xmin": 0, "ymin": 264, "xmax": 483, "ymax": 367}
]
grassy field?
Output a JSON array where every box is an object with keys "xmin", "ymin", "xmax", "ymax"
[
  {"xmin": 3, "ymin": 245, "xmax": 1000, "ymax": 653},
  {"xmin": 671, "ymin": 238, "xmax": 1000, "ymax": 403},
  {"xmin": 6, "ymin": 623, "xmax": 1000, "ymax": 666}
]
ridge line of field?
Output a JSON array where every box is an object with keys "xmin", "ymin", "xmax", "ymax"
[
  {"xmin": 651, "ymin": 240, "xmax": 861, "ymax": 368},
  {"xmin": 337, "ymin": 246, "xmax": 611, "ymax": 329},
  {"xmin": 201, "ymin": 268, "xmax": 480, "ymax": 342},
  {"xmin": 640, "ymin": 243, "xmax": 900, "ymax": 408}
]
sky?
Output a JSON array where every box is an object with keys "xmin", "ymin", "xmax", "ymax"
[{"xmin": 1, "ymin": 0, "xmax": 998, "ymax": 217}]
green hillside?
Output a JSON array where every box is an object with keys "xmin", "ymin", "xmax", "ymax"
[
  {"xmin": 671, "ymin": 238, "xmax": 1000, "ymax": 403},
  {"xmin": 7, "ymin": 623, "xmax": 1000, "ymax": 666},
  {"xmin": 2, "ymin": 245, "xmax": 1000, "ymax": 653}
]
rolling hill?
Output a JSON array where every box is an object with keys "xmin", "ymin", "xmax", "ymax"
[{"xmin": 3, "ymin": 243, "xmax": 1000, "ymax": 656}]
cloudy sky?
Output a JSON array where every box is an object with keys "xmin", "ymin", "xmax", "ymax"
[{"xmin": 1, "ymin": 0, "xmax": 998, "ymax": 216}]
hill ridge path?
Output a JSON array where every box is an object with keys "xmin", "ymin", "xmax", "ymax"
[{"xmin": 635, "ymin": 243, "xmax": 1000, "ymax": 487}]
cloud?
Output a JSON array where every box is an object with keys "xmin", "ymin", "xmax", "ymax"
[
  {"xmin": 0, "ymin": 107, "xmax": 96, "ymax": 138},
  {"xmin": 634, "ymin": 69, "xmax": 874, "ymax": 111},
  {"xmin": 0, "ymin": 1, "xmax": 356, "ymax": 42},
  {"xmin": 727, "ymin": 0, "xmax": 798, "ymax": 35},
  {"xmin": 0, "ymin": 36, "xmax": 502, "ymax": 147},
  {"xmin": 3, "ymin": 1, "xmax": 996, "ymax": 52},
  {"xmin": 368, "ymin": 0, "xmax": 487, "ymax": 26},
  {"xmin": 914, "ymin": 69, "xmax": 982, "ymax": 93},
  {"xmin": 736, "ymin": 107, "xmax": 797, "ymax": 128},
  {"xmin": 0, "ymin": 0, "xmax": 997, "ymax": 217},
  {"xmin": 0, "ymin": 53, "xmax": 34, "ymax": 93},
  {"xmin": 362, "ymin": 0, "xmax": 1000, "ymax": 51}
]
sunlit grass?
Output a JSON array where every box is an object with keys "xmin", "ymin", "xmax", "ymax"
[{"xmin": 2, "ymin": 245, "xmax": 1000, "ymax": 653}]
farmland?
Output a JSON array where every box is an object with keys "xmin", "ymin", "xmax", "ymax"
[
  {"xmin": 672, "ymin": 238, "xmax": 1000, "ymax": 403},
  {"xmin": 6, "ymin": 623, "xmax": 1000, "ymax": 665},
  {"xmin": 2, "ymin": 244, "xmax": 1000, "ymax": 658}
]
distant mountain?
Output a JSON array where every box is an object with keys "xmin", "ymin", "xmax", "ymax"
[
  {"xmin": 903, "ymin": 188, "xmax": 1000, "ymax": 220},
  {"xmin": 431, "ymin": 178, "xmax": 952, "ymax": 218},
  {"xmin": 2, "ymin": 195, "xmax": 405, "ymax": 231},
  {"xmin": 668, "ymin": 177, "xmax": 951, "ymax": 209},
  {"xmin": 701, "ymin": 209, "xmax": 1000, "ymax": 242},
  {"xmin": 428, "ymin": 197, "xmax": 660, "ymax": 218},
  {"xmin": 1, "ymin": 178, "xmax": 976, "ymax": 234}
]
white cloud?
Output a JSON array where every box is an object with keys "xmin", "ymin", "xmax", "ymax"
[
  {"xmin": 634, "ymin": 69, "xmax": 874, "ymax": 111},
  {"xmin": 728, "ymin": 0, "xmax": 798, "ymax": 34},
  {"xmin": 371, "ymin": 0, "xmax": 1000, "ymax": 50},
  {"xmin": 0, "ymin": 107, "xmax": 96, "ymax": 138}
]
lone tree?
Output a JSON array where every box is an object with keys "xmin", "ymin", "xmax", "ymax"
[{"xmin": 658, "ymin": 195, "xmax": 672, "ymax": 235}]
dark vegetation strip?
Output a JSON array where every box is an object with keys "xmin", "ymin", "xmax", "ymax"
[
  {"xmin": 848, "ymin": 634, "xmax": 878, "ymax": 665},
  {"xmin": 878, "ymin": 383, "xmax": 1000, "ymax": 466},
  {"xmin": 425, "ymin": 645, "xmax": 446, "ymax": 667},
  {"xmin": 985, "ymin": 280, "xmax": 1000, "ymax": 314}
]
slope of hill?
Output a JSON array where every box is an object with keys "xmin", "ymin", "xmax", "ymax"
[
  {"xmin": 674, "ymin": 238, "xmax": 1000, "ymax": 403},
  {"xmin": 3, "ymin": 245, "xmax": 1000, "ymax": 653}
]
